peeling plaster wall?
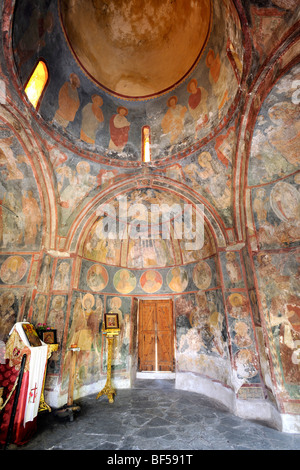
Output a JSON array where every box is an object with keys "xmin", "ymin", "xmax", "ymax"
[{"xmin": 247, "ymin": 65, "xmax": 300, "ymax": 416}]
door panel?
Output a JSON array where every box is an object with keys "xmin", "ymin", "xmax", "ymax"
[
  {"xmin": 140, "ymin": 302, "xmax": 156, "ymax": 331},
  {"xmin": 156, "ymin": 300, "xmax": 173, "ymax": 331},
  {"xmin": 140, "ymin": 332, "xmax": 156, "ymax": 371},
  {"xmin": 138, "ymin": 299, "xmax": 174, "ymax": 372},
  {"xmin": 157, "ymin": 331, "xmax": 174, "ymax": 371}
]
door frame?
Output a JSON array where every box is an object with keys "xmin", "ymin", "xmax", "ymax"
[{"xmin": 136, "ymin": 297, "xmax": 176, "ymax": 377}]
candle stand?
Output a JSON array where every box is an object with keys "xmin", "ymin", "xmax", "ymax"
[{"xmin": 97, "ymin": 321, "xmax": 120, "ymax": 404}]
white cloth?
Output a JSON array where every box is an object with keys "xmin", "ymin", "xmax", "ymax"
[{"xmin": 9, "ymin": 323, "xmax": 48, "ymax": 425}]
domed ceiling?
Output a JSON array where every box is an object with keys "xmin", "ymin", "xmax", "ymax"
[
  {"xmin": 12, "ymin": 0, "xmax": 244, "ymax": 166},
  {"xmin": 60, "ymin": 0, "xmax": 212, "ymax": 99}
]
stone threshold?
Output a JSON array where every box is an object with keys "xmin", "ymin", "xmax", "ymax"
[{"xmin": 136, "ymin": 371, "xmax": 176, "ymax": 380}]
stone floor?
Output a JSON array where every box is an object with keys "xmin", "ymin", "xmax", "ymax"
[{"xmin": 6, "ymin": 379, "xmax": 300, "ymax": 452}]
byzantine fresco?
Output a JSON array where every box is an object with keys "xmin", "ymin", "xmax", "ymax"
[
  {"xmin": 181, "ymin": 138, "xmax": 235, "ymax": 226},
  {"xmin": 12, "ymin": 0, "xmax": 243, "ymax": 163},
  {"xmin": 180, "ymin": 224, "xmax": 216, "ymax": 263},
  {"xmin": 247, "ymin": 63, "xmax": 300, "ymax": 399},
  {"xmin": 49, "ymin": 125, "xmax": 235, "ymax": 235},
  {"xmin": 253, "ymin": 250, "xmax": 300, "ymax": 399},
  {"xmin": 0, "ymin": 255, "xmax": 31, "ymax": 286},
  {"xmin": 113, "ymin": 269, "xmax": 137, "ymax": 294},
  {"xmin": 36, "ymin": 254, "xmax": 53, "ymax": 293},
  {"xmin": 55, "ymin": 160, "xmax": 98, "ymax": 222},
  {"xmin": 139, "ymin": 270, "xmax": 163, "ymax": 294},
  {"xmin": 175, "ymin": 287, "xmax": 262, "ymax": 386},
  {"xmin": 225, "ymin": 291, "xmax": 260, "ymax": 383},
  {"xmin": 7, "ymin": 0, "xmax": 299, "ymax": 408},
  {"xmin": 175, "ymin": 289, "xmax": 231, "ymax": 384},
  {"xmin": 53, "ymin": 259, "xmax": 72, "ymax": 292},
  {"xmin": 79, "ymin": 257, "xmax": 220, "ymax": 297},
  {"xmin": 86, "ymin": 264, "xmax": 109, "ymax": 292},
  {"xmin": 82, "ymin": 188, "xmax": 221, "ymax": 270},
  {"xmin": 31, "ymin": 294, "xmax": 47, "ymax": 326},
  {"xmin": 248, "ymin": 1, "xmax": 299, "ymax": 64},
  {"xmin": 126, "ymin": 238, "xmax": 174, "ymax": 269},
  {"xmin": 45, "ymin": 294, "xmax": 68, "ymax": 373},
  {"xmin": 62, "ymin": 291, "xmax": 104, "ymax": 391},
  {"xmin": 219, "ymin": 251, "xmax": 245, "ymax": 289},
  {"xmin": 48, "ymin": 140, "xmax": 133, "ymax": 230},
  {"xmin": 248, "ymin": 64, "xmax": 300, "ymax": 187},
  {"xmin": 251, "ymin": 175, "xmax": 300, "ymax": 249},
  {"xmin": 0, "ymin": 124, "xmax": 43, "ymax": 250},
  {"xmin": 60, "ymin": 291, "xmax": 132, "ymax": 392}
]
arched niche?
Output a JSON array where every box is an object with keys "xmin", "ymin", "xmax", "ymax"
[{"xmin": 47, "ymin": 178, "xmax": 266, "ymax": 419}]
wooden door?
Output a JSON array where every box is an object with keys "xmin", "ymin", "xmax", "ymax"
[{"xmin": 138, "ymin": 299, "xmax": 174, "ymax": 372}]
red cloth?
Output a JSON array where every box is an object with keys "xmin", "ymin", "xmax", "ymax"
[
  {"xmin": 188, "ymin": 88, "xmax": 201, "ymax": 110},
  {"xmin": 109, "ymin": 114, "xmax": 130, "ymax": 148},
  {"xmin": 0, "ymin": 360, "xmax": 37, "ymax": 446}
]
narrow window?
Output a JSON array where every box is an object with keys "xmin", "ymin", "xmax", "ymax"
[
  {"xmin": 25, "ymin": 60, "xmax": 48, "ymax": 109},
  {"xmin": 142, "ymin": 125, "xmax": 151, "ymax": 162}
]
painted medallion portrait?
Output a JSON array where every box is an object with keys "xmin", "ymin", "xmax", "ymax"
[
  {"xmin": 233, "ymin": 321, "xmax": 253, "ymax": 348},
  {"xmin": 86, "ymin": 264, "xmax": 108, "ymax": 291},
  {"xmin": 167, "ymin": 267, "xmax": 188, "ymax": 293},
  {"xmin": 140, "ymin": 270, "xmax": 163, "ymax": 293},
  {"xmin": 0, "ymin": 256, "xmax": 28, "ymax": 284},
  {"xmin": 192, "ymin": 261, "xmax": 212, "ymax": 289},
  {"xmin": 113, "ymin": 269, "xmax": 136, "ymax": 294}
]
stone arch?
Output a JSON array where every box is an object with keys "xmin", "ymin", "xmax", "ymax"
[{"xmin": 63, "ymin": 175, "xmax": 229, "ymax": 255}]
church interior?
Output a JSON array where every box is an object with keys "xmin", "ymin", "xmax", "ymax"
[{"xmin": 0, "ymin": 0, "xmax": 299, "ymax": 449}]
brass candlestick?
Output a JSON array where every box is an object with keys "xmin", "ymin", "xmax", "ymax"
[
  {"xmin": 97, "ymin": 312, "xmax": 120, "ymax": 404},
  {"xmin": 97, "ymin": 334, "xmax": 116, "ymax": 403}
]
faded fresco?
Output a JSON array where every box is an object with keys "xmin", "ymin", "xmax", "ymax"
[
  {"xmin": 60, "ymin": 291, "xmax": 132, "ymax": 392},
  {"xmin": 249, "ymin": 64, "xmax": 300, "ymax": 185},
  {"xmin": 249, "ymin": 2, "xmax": 299, "ymax": 63},
  {"xmin": 248, "ymin": 64, "xmax": 300, "ymax": 401},
  {"xmin": 219, "ymin": 251, "xmax": 244, "ymax": 289},
  {"xmin": 252, "ymin": 176, "xmax": 300, "ymax": 249},
  {"xmin": 253, "ymin": 250, "xmax": 300, "ymax": 398},
  {"xmin": 12, "ymin": 0, "xmax": 243, "ymax": 163},
  {"xmin": 0, "ymin": 290, "xmax": 21, "ymax": 342},
  {"xmin": 62, "ymin": 291, "xmax": 104, "ymax": 392},
  {"xmin": 175, "ymin": 289, "xmax": 231, "ymax": 384},
  {"xmin": 78, "ymin": 256, "xmax": 220, "ymax": 297},
  {"xmin": 1, "ymin": 0, "xmax": 298, "ymax": 420},
  {"xmin": 226, "ymin": 292, "xmax": 260, "ymax": 384},
  {"xmin": 0, "ymin": 124, "xmax": 43, "ymax": 250},
  {"xmin": 82, "ymin": 188, "xmax": 220, "ymax": 269},
  {"xmin": 181, "ymin": 137, "xmax": 235, "ymax": 226}
]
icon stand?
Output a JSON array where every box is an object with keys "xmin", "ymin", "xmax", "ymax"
[{"xmin": 97, "ymin": 312, "xmax": 120, "ymax": 404}]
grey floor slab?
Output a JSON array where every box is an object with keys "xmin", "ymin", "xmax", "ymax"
[{"xmin": 5, "ymin": 379, "xmax": 300, "ymax": 451}]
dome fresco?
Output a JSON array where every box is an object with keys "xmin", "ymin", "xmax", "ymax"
[
  {"xmin": 60, "ymin": 0, "xmax": 212, "ymax": 99},
  {"xmin": 12, "ymin": 0, "xmax": 244, "ymax": 165}
]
